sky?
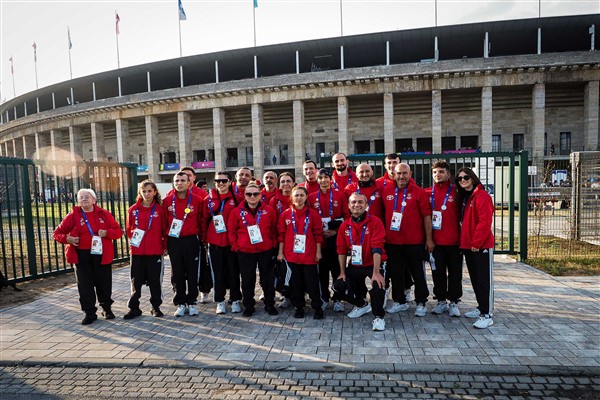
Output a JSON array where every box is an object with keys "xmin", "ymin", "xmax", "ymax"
[{"xmin": 1, "ymin": 0, "xmax": 599, "ymax": 103}]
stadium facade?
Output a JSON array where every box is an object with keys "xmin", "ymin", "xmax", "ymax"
[{"xmin": 0, "ymin": 14, "xmax": 598, "ymax": 182}]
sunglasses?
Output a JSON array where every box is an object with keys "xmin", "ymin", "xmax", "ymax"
[
  {"xmin": 245, "ymin": 192, "xmax": 261, "ymax": 197},
  {"xmin": 456, "ymin": 175, "xmax": 472, "ymax": 182},
  {"xmin": 214, "ymin": 179, "xmax": 229, "ymax": 184}
]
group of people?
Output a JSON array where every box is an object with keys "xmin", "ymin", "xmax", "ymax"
[{"xmin": 54, "ymin": 153, "xmax": 495, "ymax": 331}]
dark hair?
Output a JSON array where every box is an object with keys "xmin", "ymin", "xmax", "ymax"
[
  {"xmin": 432, "ymin": 160, "xmax": 450, "ymax": 171},
  {"xmin": 303, "ymin": 160, "xmax": 317, "ymax": 169},
  {"xmin": 278, "ymin": 172, "xmax": 295, "ymax": 187},
  {"xmin": 215, "ymin": 171, "xmax": 233, "ymax": 180},
  {"xmin": 455, "ymin": 167, "xmax": 483, "ymax": 204},
  {"xmin": 214, "ymin": 171, "xmax": 237, "ymax": 205},
  {"xmin": 136, "ymin": 179, "xmax": 162, "ymax": 205},
  {"xmin": 174, "ymin": 171, "xmax": 188, "ymax": 180},
  {"xmin": 385, "ymin": 153, "xmax": 400, "ymax": 161},
  {"xmin": 197, "ymin": 180, "xmax": 207, "ymax": 187},
  {"xmin": 180, "ymin": 166, "xmax": 195, "ymax": 175}
]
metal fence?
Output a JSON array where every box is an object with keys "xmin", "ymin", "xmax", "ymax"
[{"xmin": 0, "ymin": 157, "xmax": 137, "ymax": 282}]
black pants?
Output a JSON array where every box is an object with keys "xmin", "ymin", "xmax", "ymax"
[
  {"xmin": 127, "ymin": 254, "xmax": 163, "ymax": 310},
  {"xmin": 75, "ymin": 249, "xmax": 113, "ymax": 315},
  {"xmin": 345, "ymin": 264, "xmax": 387, "ymax": 318},
  {"xmin": 208, "ymin": 244, "xmax": 241, "ymax": 303},
  {"xmin": 385, "ymin": 244, "xmax": 429, "ymax": 304},
  {"xmin": 431, "ymin": 245, "xmax": 463, "ymax": 303},
  {"xmin": 464, "ymin": 248, "xmax": 494, "ymax": 315},
  {"xmin": 237, "ymin": 250, "xmax": 275, "ymax": 310},
  {"xmin": 198, "ymin": 244, "xmax": 213, "ymax": 294},
  {"xmin": 167, "ymin": 235, "xmax": 200, "ymax": 306},
  {"xmin": 289, "ymin": 262, "xmax": 323, "ymax": 311},
  {"xmin": 318, "ymin": 236, "xmax": 341, "ymax": 303}
]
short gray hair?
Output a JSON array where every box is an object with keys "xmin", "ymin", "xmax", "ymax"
[{"xmin": 77, "ymin": 188, "xmax": 97, "ymax": 201}]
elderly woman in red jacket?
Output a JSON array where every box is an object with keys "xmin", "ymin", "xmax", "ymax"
[
  {"xmin": 53, "ymin": 188, "xmax": 123, "ymax": 325},
  {"xmin": 456, "ymin": 167, "xmax": 495, "ymax": 329}
]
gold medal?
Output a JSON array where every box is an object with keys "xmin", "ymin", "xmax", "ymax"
[{"xmin": 184, "ymin": 207, "xmax": 191, "ymax": 214}]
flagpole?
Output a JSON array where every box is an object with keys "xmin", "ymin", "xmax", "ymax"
[
  {"xmin": 33, "ymin": 43, "xmax": 39, "ymax": 89},
  {"xmin": 178, "ymin": 17, "xmax": 183, "ymax": 57},
  {"xmin": 115, "ymin": 10, "xmax": 121, "ymax": 69},
  {"xmin": 10, "ymin": 57, "xmax": 16, "ymax": 97},
  {"xmin": 253, "ymin": 1, "xmax": 257, "ymax": 47},
  {"xmin": 68, "ymin": 26, "xmax": 73, "ymax": 79},
  {"xmin": 435, "ymin": 0, "xmax": 438, "ymax": 27},
  {"xmin": 340, "ymin": 0, "xmax": 343, "ymax": 36}
]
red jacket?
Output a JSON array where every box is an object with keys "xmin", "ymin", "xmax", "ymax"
[
  {"xmin": 126, "ymin": 200, "xmax": 168, "ymax": 255},
  {"xmin": 298, "ymin": 180, "xmax": 320, "ymax": 194},
  {"xmin": 460, "ymin": 184, "xmax": 495, "ymax": 250},
  {"xmin": 227, "ymin": 202, "xmax": 278, "ymax": 253},
  {"xmin": 163, "ymin": 192, "xmax": 203, "ymax": 238},
  {"xmin": 375, "ymin": 172, "xmax": 395, "ymax": 189},
  {"xmin": 260, "ymin": 187, "xmax": 277, "ymax": 204},
  {"xmin": 307, "ymin": 188, "xmax": 350, "ymax": 220},
  {"xmin": 278, "ymin": 206, "xmax": 324, "ymax": 264},
  {"xmin": 166, "ymin": 186, "xmax": 208, "ymax": 199},
  {"xmin": 200, "ymin": 189, "xmax": 239, "ymax": 246},
  {"xmin": 343, "ymin": 181, "xmax": 384, "ymax": 222},
  {"xmin": 332, "ymin": 169, "xmax": 357, "ymax": 190},
  {"xmin": 53, "ymin": 205, "xmax": 123, "ymax": 265},
  {"xmin": 337, "ymin": 214, "xmax": 387, "ymax": 267},
  {"xmin": 231, "ymin": 182, "xmax": 247, "ymax": 203},
  {"xmin": 381, "ymin": 180, "xmax": 431, "ymax": 245},
  {"xmin": 425, "ymin": 181, "xmax": 460, "ymax": 246},
  {"xmin": 269, "ymin": 189, "xmax": 292, "ymax": 217}
]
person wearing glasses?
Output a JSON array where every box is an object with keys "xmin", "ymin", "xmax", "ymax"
[
  {"xmin": 277, "ymin": 186, "xmax": 324, "ymax": 319},
  {"xmin": 201, "ymin": 172, "xmax": 242, "ymax": 315},
  {"xmin": 455, "ymin": 167, "xmax": 495, "ymax": 329},
  {"xmin": 269, "ymin": 172, "xmax": 295, "ymax": 217},
  {"xmin": 227, "ymin": 182, "xmax": 279, "ymax": 317}
]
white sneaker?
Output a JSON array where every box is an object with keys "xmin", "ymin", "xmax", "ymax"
[
  {"xmin": 322, "ymin": 301, "xmax": 330, "ymax": 311},
  {"xmin": 279, "ymin": 298, "xmax": 291, "ymax": 308},
  {"xmin": 199, "ymin": 292, "xmax": 210, "ymax": 304},
  {"xmin": 231, "ymin": 300, "xmax": 242, "ymax": 313},
  {"xmin": 372, "ymin": 317, "xmax": 386, "ymax": 331},
  {"xmin": 473, "ymin": 315, "xmax": 494, "ymax": 329},
  {"xmin": 174, "ymin": 304, "xmax": 186, "ymax": 317},
  {"xmin": 386, "ymin": 302, "xmax": 409, "ymax": 313},
  {"xmin": 188, "ymin": 305, "xmax": 199, "ymax": 316},
  {"xmin": 464, "ymin": 308, "xmax": 481, "ymax": 319},
  {"xmin": 347, "ymin": 303, "xmax": 372, "ymax": 319},
  {"xmin": 259, "ymin": 293, "xmax": 265, "ymax": 301},
  {"xmin": 216, "ymin": 301, "xmax": 227, "ymax": 314},
  {"xmin": 333, "ymin": 301, "xmax": 345, "ymax": 313},
  {"xmin": 449, "ymin": 303, "xmax": 461, "ymax": 317},
  {"xmin": 415, "ymin": 303, "xmax": 427, "ymax": 317},
  {"xmin": 404, "ymin": 289, "xmax": 413, "ymax": 303},
  {"xmin": 432, "ymin": 301, "xmax": 449, "ymax": 315}
]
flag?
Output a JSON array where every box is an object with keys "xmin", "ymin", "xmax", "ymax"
[
  {"xmin": 178, "ymin": 0, "xmax": 187, "ymax": 20},
  {"xmin": 115, "ymin": 12, "xmax": 120, "ymax": 34},
  {"xmin": 9, "ymin": 56, "xmax": 14, "ymax": 74},
  {"xmin": 32, "ymin": 42, "xmax": 37, "ymax": 62},
  {"xmin": 253, "ymin": 0, "xmax": 258, "ymax": 8},
  {"xmin": 68, "ymin": 27, "xmax": 73, "ymax": 49}
]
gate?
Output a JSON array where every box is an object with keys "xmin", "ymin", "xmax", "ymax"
[{"xmin": 0, "ymin": 157, "xmax": 137, "ymax": 283}]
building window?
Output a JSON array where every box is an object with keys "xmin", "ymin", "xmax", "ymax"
[
  {"xmin": 138, "ymin": 154, "xmax": 146, "ymax": 165},
  {"xmin": 559, "ymin": 132, "xmax": 571, "ymax": 155},
  {"xmin": 492, "ymin": 135, "xmax": 501, "ymax": 152},
  {"xmin": 417, "ymin": 138, "xmax": 432, "ymax": 153},
  {"xmin": 374, "ymin": 140, "xmax": 384, "ymax": 154},
  {"xmin": 315, "ymin": 142, "xmax": 326, "ymax": 163},
  {"xmin": 245, "ymin": 147, "xmax": 253, "ymax": 166},
  {"xmin": 227, "ymin": 148, "xmax": 239, "ymax": 167},
  {"xmin": 442, "ymin": 137, "xmax": 456, "ymax": 152},
  {"xmin": 354, "ymin": 140, "xmax": 370, "ymax": 154},
  {"xmin": 461, "ymin": 135, "xmax": 478, "ymax": 150},
  {"xmin": 264, "ymin": 145, "xmax": 271, "ymax": 165},
  {"xmin": 513, "ymin": 134, "xmax": 524, "ymax": 152},
  {"xmin": 395, "ymin": 138, "xmax": 412, "ymax": 153},
  {"xmin": 162, "ymin": 152, "xmax": 176, "ymax": 164},
  {"xmin": 279, "ymin": 144, "xmax": 288, "ymax": 165},
  {"xmin": 194, "ymin": 150, "xmax": 206, "ymax": 162}
]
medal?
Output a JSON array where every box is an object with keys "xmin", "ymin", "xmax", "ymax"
[
  {"xmin": 184, "ymin": 207, "xmax": 191, "ymax": 214},
  {"xmin": 441, "ymin": 205, "xmax": 447, "ymax": 211},
  {"xmin": 401, "ymin": 201, "xmax": 407, "ymax": 207}
]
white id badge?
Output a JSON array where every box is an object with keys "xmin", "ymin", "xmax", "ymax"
[
  {"xmin": 168, "ymin": 218, "xmax": 183, "ymax": 238},
  {"xmin": 321, "ymin": 217, "xmax": 331, "ymax": 231},
  {"xmin": 213, "ymin": 215, "xmax": 227, "ymax": 233},
  {"xmin": 293, "ymin": 234, "xmax": 306, "ymax": 253},
  {"xmin": 351, "ymin": 245, "xmax": 363, "ymax": 265},
  {"xmin": 248, "ymin": 225, "xmax": 263, "ymax": 244},
  {"xmin": 390, "ymin": 212, "xmax": 403, "ymax": 231},
  {"xmin": 90, "ymin": 235, "xmax": 103, "ymax": 255},
  {"xmin": 432, "ymin": 211, "xmax": 442, "ymax": 230},
  {"xmin": 130, "ymin": 228, "xmax": 145, "ymax": 247}
]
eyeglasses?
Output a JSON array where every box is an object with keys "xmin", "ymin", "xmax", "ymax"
[
  {"xmin": 456, "ymin": 175, "xmax": 472, "ymax": 182},
  {"xmin": 214, "ymin": 179, "xmax": 229, "ymax": 184},
  {"xmin": 245, "ymin": 192, "xmax": 261, "ymax": 197}
]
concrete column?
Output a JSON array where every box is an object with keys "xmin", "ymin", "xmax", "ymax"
[
  {"xmin": 69, "ymin": 126, "xmax": 83, "ymax": 161},
  {"xmin": 532, "ymin": 83, "xmax": 545, "ymax": 158},
  {"xmin": 481, "ymin": 86, "xmax": 493, "ymax": 152},
  {"xmin": 383, "ymin": 93, "xmax": 394, "ymax": 154},
  {"xmin": 35, "ymin": 132, "xmax": 48, "ymax": 159},
  {"xmin": 145, "ymin": 115, "xmax": 160, "ymax": 182},
  {"xmin": 3, "ymin": 142, "xmax": 8, "ymax": 157},
  {"xmin": 432, "ymin": 90, "xmax": 442, "ymax": 154},
  {"xmin": 293, "ymin": 100, "xmax": 305, "ymax": 180},
  {"xmin": 251, "ymin": 104, "xmax": 265, "ymax": 178},
  {"xmin": 177, "ymin": 112, "xmax": 192, "ymax": 167},
  {"xmin": 338, "ymin": 96, "xmax": 349, "ymax": 155},
  {"xmin": 50, "ymin": 129, "xmax": 63, "ymax": 159},
  {"xmin": 584, "ymin": 81, "xmax": 599, "ymax": 151},
  {"xmin": 213, "ymin": 108, "xmax": 226, "ymax": 172},
  {"xmin": 91, "ymin": 122, "xmax": 106, "ymax": 161},
  {"xmin": 0, "ymin": 143, "xmax": 3, "ymax": 157},
  {"xmin": 11, "ymin": 139, "xmax": 18, "ymax": 157},
  {"xmin": 115, "ymin": 119, "xmax": 130, "ymax": 163},
  {"xmin": 22, "ymin": 136, "xmax": 34, "ymax": 159}
]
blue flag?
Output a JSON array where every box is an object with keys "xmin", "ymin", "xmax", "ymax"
[
  {"xmin": 178, "ymin": 0, "xmax": 187, "ymax": 20},
  {"xmin": 253, "ymin": 0, "xmax": 258, "ymax": 8}
]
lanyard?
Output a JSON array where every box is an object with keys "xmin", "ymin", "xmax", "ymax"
[
  {"xmin": 357, "ymin": 185, "xmax": 376, "ymax": 208},
  {"xmin": 348, "ymin": 223, "xmax": 368, "ymax": 246},
  {"xmin": 333, "ymin": 173, "xmax": 352, "ymax": 189},
  {"xmin": 208, "ymin": 192, "xmax": 226, "ymax": 217},
  {"xmin": 241, "ymin": 207, "xmax": 261, "ymax": 226},
  {"xmin": 80, "ymin": 209, "xmax": 96, "ymax": 236},
  {"xmin": 135, "ymin": 204, "xmax": 156, "ymax": 230},
  {"xmin": 393, "ymin": 186, "xmax": 408, "ymax": 214},
  {"xmin": 172, "ymin": 193, "xmax": 193, "ymax": 224},
  {"xmin": 431, "ymin": 184, "xmax": 453, "ymax": 212},
  {"xmin": 291, "ymin": 208, "xmax": 310, "ymax": 235},
  {"xmin": 316, "ymin": 189, "xmax": 334, "ymax": 217}
]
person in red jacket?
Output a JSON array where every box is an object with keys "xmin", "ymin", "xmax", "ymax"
[
  {"xmin": 269, "ymin": 172, "xmax": 295, "ymax": 217},
  {"xmin": 298, "ymin": 160, "xmax": 320, "ymax": 194},
  {"xmin": 231, "ymin": 167, "xmax": 254, "ymax": 202},
  {"xmin": 331, "ymin": 153, "xmax": 357, "ymax": 190},
  {"xmin": 163, "ymin": 171, "xmax": 204, "ymax": 318},
  {"xmin": 307, "ymin": 168, "xmax": 349, "ymax": 312},
  {"xmin": 381, "ymin": 163, "xmax": 434, "ymax": 317},
  {"xmin": 425, "ymin": 161, "xmax": 462, "ymax": 317},
  {"xmin": 375, "ymin": 153, "xmax": 400, "ymax": 189},
  {"xmin": 227, "ymin": 182, "xmax": 279, "ymax": 317},
  {"xmin": 124, "ymin": 180, "xmax": 168, "ymax": 320},
  {"xmin": 201, "ymin": 172, "xmax": 242, "ymax": 315},
  {"xmin": 343, "ymin": 163, "xmax": 384, "ymax": 222},
  {"xmin": 456, "ymin": 167, "xmax": 495, "ymax": 329},
  {"xmin": 53, "ymin": 188, "xmax": 123, "ymax": 325},
  {"xmin": 260, "ymin": 171, "xmax": 278, "ymax": 204},
  {"xmin": 277, "ymin": 186, "xmax": 324, "ymax": 319},
  {"xmin": 336, "ymin": 192, "xmax": 388, "ymax": 331}
]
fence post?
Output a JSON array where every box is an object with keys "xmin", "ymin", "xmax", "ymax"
[
  {"xmin": 20, "ymin": 162, "xmax": 38, "ymax": 277},
  {"xmin": 570, "ymin": 152, "xmax": 581, "ymax": 240},
  {"xmin": 518, "ymin": 151, "xmax": 529, "ymax": 260}
]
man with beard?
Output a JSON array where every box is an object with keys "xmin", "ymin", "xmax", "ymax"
[
  {"xmin": 331, "ymin": 153, "xmax": 357, "ymax": 190},
  {"xmin": 343, "ymin": 163, "xmax": 383, "ymax": 222}
]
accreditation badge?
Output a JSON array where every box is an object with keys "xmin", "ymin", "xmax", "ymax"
[
  {"xmin": 90, "ymin": 235, "xmax": 103, "ymax": 255},
  {"xmin": 293, "ymin": 234, "xmax": 306, "ymax": 253},
  {"xmin": 248, "ymin": 225, "xmax": 264, "ymax": 244},
  {"xmin": 321, "ymin": 217, "xmax": 331, "ymax": 231},
  {"xmin": 130, "ymin": 228, "xmax": 145, "ymax": 248},
  {"xmin": 351, "ymin": 245, "xmax": 363, "ymax": 265},
  {"xmin": 432, "ymin": 211, "xmax": 442, "ymax": 230},
  {"xmin": 213, "ymin": 215, "xmax": 227, "ymax": 233},
  {"xmin": 390, "ymin": 212, "xmax": 403, "ymax": 231},
  {"xmin": 168, "ymin": 218, "xmax": 183, "ymax": 238}
]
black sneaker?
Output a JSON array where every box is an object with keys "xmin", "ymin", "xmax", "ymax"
[
  {"xmin": 265, "ymin": 306, "xmax": 279, "ymax": 316},
  {"xmin": 81, "ymin": 314, "xmax": 97, "ymax": 325},
  {"xmin": 102, "ymin": 309, "xmax": 115, "ymax": 320},
  {"xmin": 313, "ymin": 309, "xmax": 324, "ymax": 320},
  {"xmin": 123, "ymin": 309, "xmax": 142, "ymax": 320},
  {"xmin": 242, "ymin": 307, "xmax": 255, "ymax": 317},
  {"xmin": 293, "ymin": 308, "xmax": 305, "ymax": 318},
  {"xmin": 151, "ymin": 308, "xmax": 164, "ymax": 317}
]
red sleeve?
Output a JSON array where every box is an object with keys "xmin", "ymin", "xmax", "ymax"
[
  {"xmin": 418, "ymin": 188, "xmax": 432, "ymax": 218},
  {"xmin": 53, "ymin": 211, "xmax": 76, "ymax": 244},
  {"xmin": 369, "ymin": 216, "xmax": 386, "ymax": 250},
  {"xmin": 336, "ymin": 221, "xmax": 349, "ymax": 255},
  {"xmin": 270, "ymin": 209, "xmax": 278, "ymax": 245},
  {"xmin": 101, "ymin": 209, "xmax": 124, "ymax": 240},
  {"xmin": 369, "ymin": 195, "xmax": 384, "ymax": 223},
  {"xmin": 227, "ymin": 209, "xmax": 240, "ymax": 252},
  {"xmin": 311, "ymin": 209, "xmax": 324, "ymax": 245},
  {"xmin": 199, "ymin": 196, "xmax": 209, "ymax": 243},
  {"xmin": 340, "ymin": 194, "xmax": 350, "ymax": 219},
  {"xmin": 277, "ymin": 210, "xmax": 287, "ymax": 244},
  {"xmin": 473, "ymin": 191, "xmax": 494, "ymax": 248},
  {"xmin": 126, "ymin": 206, "xmax": 135, "ymax": 239}
]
